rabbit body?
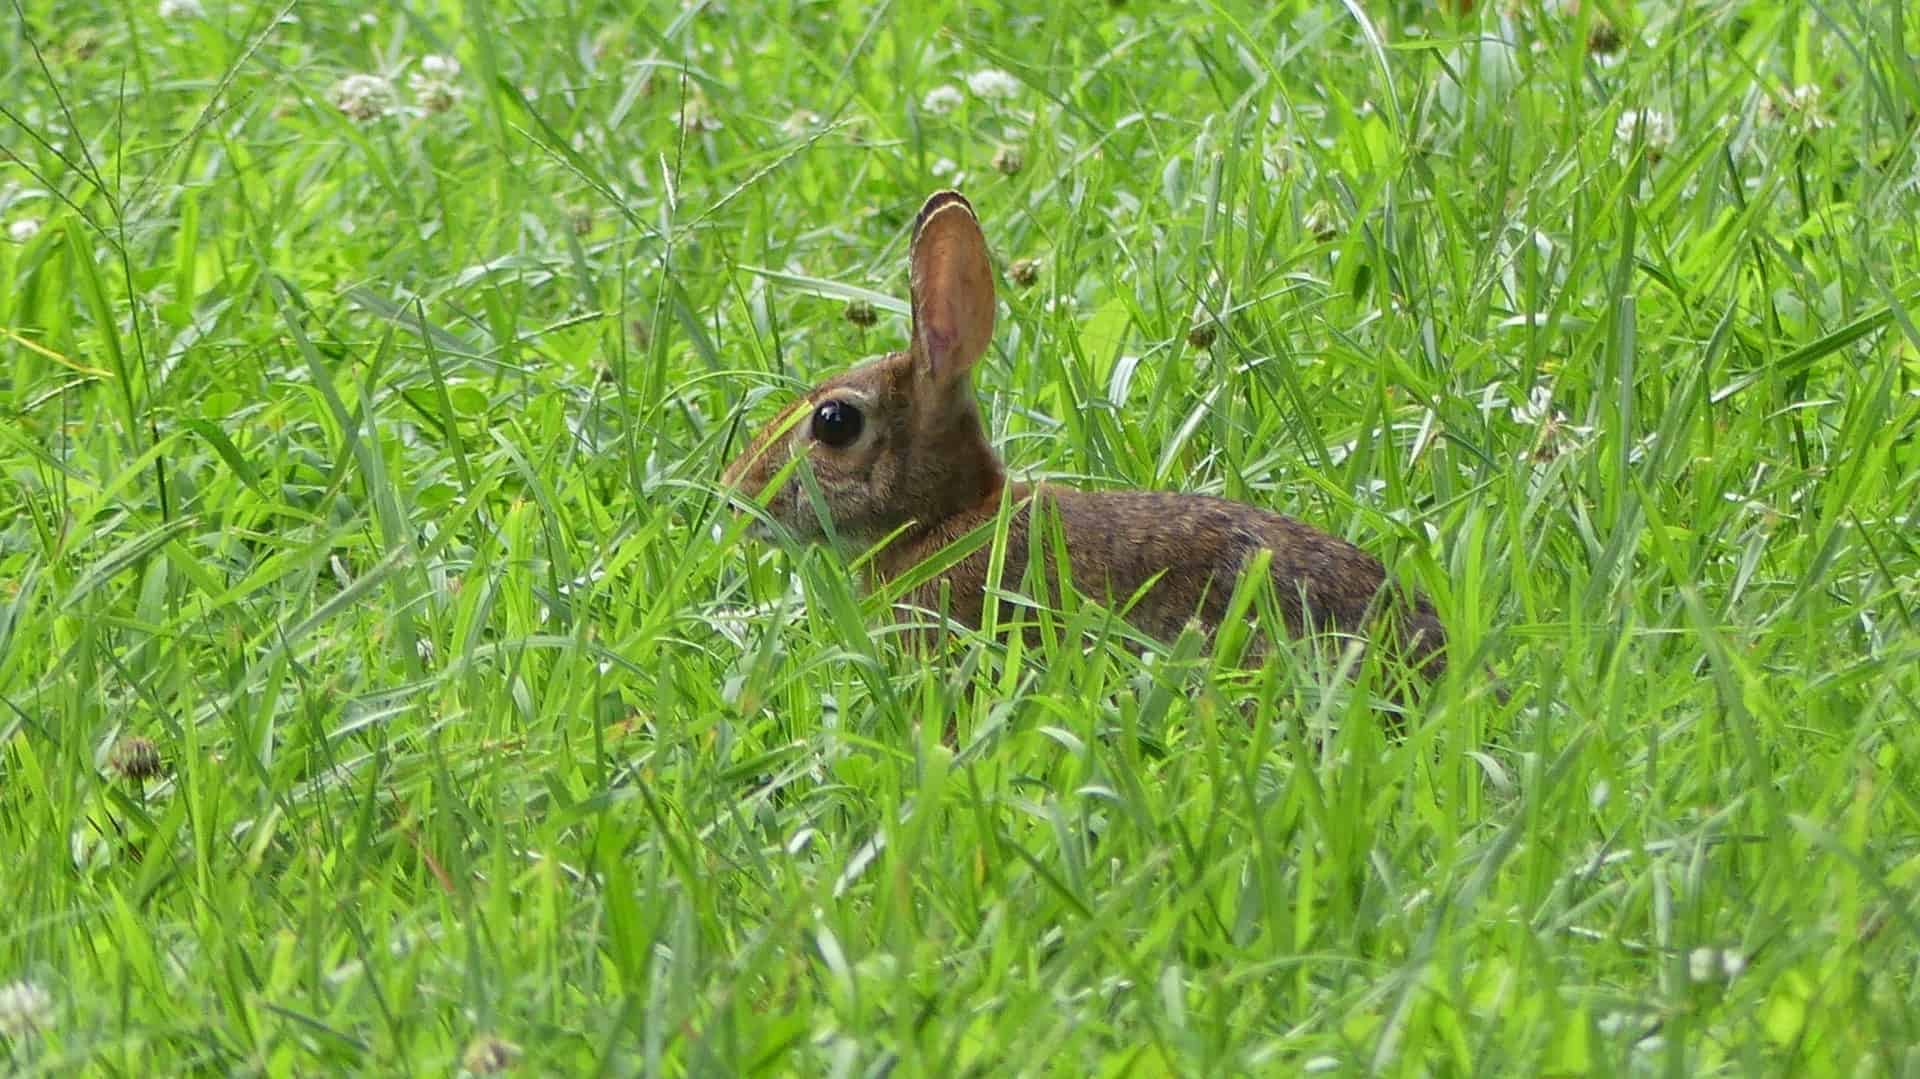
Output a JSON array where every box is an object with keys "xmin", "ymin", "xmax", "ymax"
[
  {"xmin": 877, "ymin": 479, "xmax": 1444, "ymax": 676},
  {"xmin": 723, "ymin": 190, "xmax": 1446, "ymax": 681}
]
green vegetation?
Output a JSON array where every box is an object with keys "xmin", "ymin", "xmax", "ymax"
[{"xmin": 4, "ymin": 0, "xmax": 1918, "ymax": 1072}]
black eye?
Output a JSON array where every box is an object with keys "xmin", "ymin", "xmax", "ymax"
[{"xmin": 811, "ymin": 400, "xmax": 864, "ymax": 448}]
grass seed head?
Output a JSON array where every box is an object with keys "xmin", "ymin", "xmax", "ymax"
[
  {"xmin": 109, "ymin": 736, "xmax": 164, "ymax": 783},
  {"xmin": 843, "ymin": 299, "xmax": 878, "ymax": 328}
]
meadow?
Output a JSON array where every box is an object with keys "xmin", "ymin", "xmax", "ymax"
[{"xmin": 4, "ymin": 0, "xmax": 1919, "ymax": 1073}]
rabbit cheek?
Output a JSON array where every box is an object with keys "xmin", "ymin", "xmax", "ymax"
[
  {"xmin": 723, "ymin": 397, "xmax": 813, "ymax": 498},
  {"xmin": 806, "ymin": 437, "xmax": 894, "ymax": 540},
  {"xmin": 757, "ymin": 403, "xmax": 878, "ymax": 539}
]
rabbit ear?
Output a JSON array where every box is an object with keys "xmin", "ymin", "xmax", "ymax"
[{"xmin": 908, "ymin": 190, "xmax": 995, "ymax": 387}]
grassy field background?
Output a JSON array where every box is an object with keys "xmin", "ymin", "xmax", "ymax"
[{"xmin": 5, "ymin": 0, "xmax": 1920, "ymax": 1073}]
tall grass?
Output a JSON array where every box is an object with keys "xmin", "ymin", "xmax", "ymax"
[{"xmin": 3, "ymin": 0, "xmax": 1918, "ymax": 1072}]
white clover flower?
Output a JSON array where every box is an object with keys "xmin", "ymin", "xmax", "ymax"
[
  {"xmin": 1301, "ymin": 201, "xmax": 1338, "ymax": 243},
  {"xmin": 1260, "ymin": 141, "xmax": 1294, "ymax": 183},
  {"xmin": 462, "ymin": 1034, "xmax": 523, "ymax": 1075},
  {"xmin": 0, "ymin": 979, "xmax": 54, "ymax": 1038},
  {"xmin": 157, "ymin": 0, "xmax": 203, "ymax": 19},
  {"xmin": 966, "ymin": 67, "xmax": 1020, "ymax": 100},
  {"xmin": 6, "ymin": 218, "xmax": 41, "ymax": 243},
  {"xmin": 1687, "ymin": 947, "xmax": 1715, "ymax": 982},
  {"xmin": 1761, "ymin": 84, "xmax": 1833, "ymax": 130},
  {"xmin": 931, "ymin": 156, "xmax": 957, "ymax": 178},
  {"xmin": 920, "ymin": 84, "xmax": 963, "ymax": 115},
  {"xmin": 416, "ymin": 83, "xmax": 457, "ymax": 113},
  {"xmin": 779, "ymin": 109, "xmax": 823, "ymax": 137},
  {"xmin": 1503, "ymin": 382, "xmax": 1593, "ymax": 462},
  {"xmin": 1689, "ymin": 946, "xmax": 1748, "ymax": 982},
  {"xmin": 1510, "ymin": 384, "xmax": 1556, "ymax": 426},
  {"xmin": 353, "ymin": 12, "xmax": 377, "ymax": 30},
  {"xmin": 1614, "ymin": 109, "xmax": 1675, "ymax": 158},
  {"xmin": 407, "ymin": 55, "xmax": 463, "ymax": 113},
  {"xmin": 329, "ymin": 73, "xmax": 397, "ymax": 122},
  {"xmin": 678, "ymin": 95, "xmax": 722, "ymax": 132}
]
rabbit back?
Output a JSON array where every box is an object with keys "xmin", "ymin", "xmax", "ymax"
[{"xmin": 878, "ymin": 484, "xmax": 1447, "ymax": 679}]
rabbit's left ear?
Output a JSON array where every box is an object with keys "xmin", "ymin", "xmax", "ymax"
[{"xmin": 907, "ymin": 190, "xmax": 995, "ymax": 389}]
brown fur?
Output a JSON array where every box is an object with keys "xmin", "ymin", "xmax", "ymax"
[{"xmin": 721, "ymin": 190, "xmax": 1447, "ymax": 684}]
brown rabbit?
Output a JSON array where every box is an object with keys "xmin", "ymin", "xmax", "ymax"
[{"xmin": 721, "ymin": 190, "xmax": 1448, "ymax": 685}]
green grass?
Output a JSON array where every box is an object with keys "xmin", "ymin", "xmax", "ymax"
[{"xmin": 4, "ymin": 0, "xmax": 1920, "ymax": 1072}]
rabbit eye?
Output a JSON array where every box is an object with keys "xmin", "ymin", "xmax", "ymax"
[{"xmin": 811, "ymin": 400, "xmax": 864, "ymax": 448}]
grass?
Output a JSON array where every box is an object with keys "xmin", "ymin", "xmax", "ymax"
[{"xmin": 4, "ymin": 0, "xmax": 1919, "ymax": 1072}]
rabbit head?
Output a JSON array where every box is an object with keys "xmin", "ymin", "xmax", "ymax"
[{"xmin": 721, "ymin": 191, "xmax": 1006, "ymax": 547}]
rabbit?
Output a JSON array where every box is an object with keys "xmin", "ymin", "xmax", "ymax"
[{"xmin": 721, "ymin": 189, "xmax": 1450, "ymax": 688}]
